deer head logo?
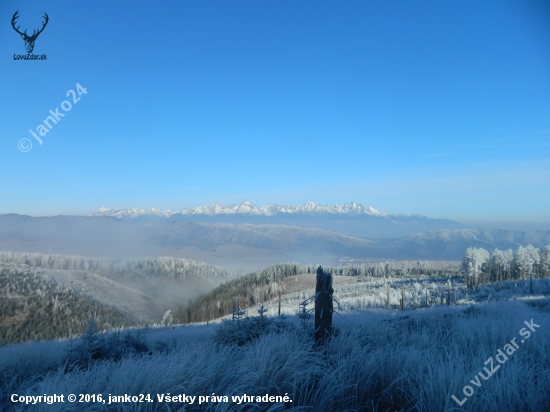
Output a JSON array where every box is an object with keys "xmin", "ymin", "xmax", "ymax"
[{"xmin": 11, "ymin": 11, "xmax": 49, "ymax": 54}]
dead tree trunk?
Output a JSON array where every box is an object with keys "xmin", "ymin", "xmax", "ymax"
[
  {"xmin": 315, "ymin": 266, "xmax": 333, "ymax": 346},
  {"xmin": 278, "ymin": 288, "xmax": 281, "ymax": 316}
]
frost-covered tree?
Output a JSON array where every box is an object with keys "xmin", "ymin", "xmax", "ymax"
[
  {"xmin": 297, "ymin": 298, "xmax": 313, "ymax": 330},
  {"xmin": 462, "ymin": 247, "xmax": 489, "ymax": 288},
  {"xmin": 540, "ymin": 245, "xmax": 550, "ymax": 278},
  {"xmin": 515, "ymin": 245, "xmax": 540, "ymax": 293},
  {"xmin": 515, "ymin": 245, "xmax": 540, "ymax": 280},
  {"xmin": 502, "ymin": 249, "xmax": 514, "ymax": 280},
  {"xmin": 490, "ymin": 249, "xmax": 504, "ymax": 282},
  {"xmin": 67, "ymin": 317, "xmax": 102, "ymax": 366},
  {"xmin": 161, "ymin": 310, "xmax": 173, "ymax": 326},
  {"xmin": 232, "ymin": 299, "xmax": 247, "ymax": 323}
]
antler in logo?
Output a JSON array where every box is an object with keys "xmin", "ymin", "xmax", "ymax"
[{"xmin": 11, "ymin": 11, "xmax": 49, "ymax": 54}]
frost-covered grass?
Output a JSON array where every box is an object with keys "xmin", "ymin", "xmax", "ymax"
[{"xmin": 2, "ymin": 290, "xmax": 549, "ymax": 412}]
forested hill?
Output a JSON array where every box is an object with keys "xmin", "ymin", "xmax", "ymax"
[
  {"xmin": 0, "ymin": 253, "xmax": 240, "ymax": 330},
  {"xmin": 175, "ymin": 262, "xmax": 447, "ymax": 323},
  {"xmin": 0, "ymin": 263, "xmax": 138, "ymax": 344},
  {"xmin": 0, "ymin": 252, "xmax": 238, "ymax": 280}
]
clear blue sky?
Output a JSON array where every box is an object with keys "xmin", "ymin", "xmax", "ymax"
[{"xmin": 1, "ymin": 0, "xmax": 549, "ymax": 226}]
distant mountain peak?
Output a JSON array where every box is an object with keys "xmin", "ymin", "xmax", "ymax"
[
  {"xmin": 88, "ymin": 207, "xmax": 172, "ymax": 219},
  {"xmin": 87, "ymin": 201, "xmax": 399, "ymax": 219}
]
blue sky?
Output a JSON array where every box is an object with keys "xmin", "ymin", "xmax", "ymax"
[{"xmin": 1, "ymin": 0, "xmax": 549, "ymax": 226}]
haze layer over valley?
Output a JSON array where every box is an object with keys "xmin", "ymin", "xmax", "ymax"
[{"xmin": 0, "ymin": 202, "xmax": 548, "ymax": 272}]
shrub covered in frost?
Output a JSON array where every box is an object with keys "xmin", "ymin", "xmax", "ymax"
[
  {"xmin": 212, "ymin": 306, "xmax": 296, "ymax": 346},
  {"xmin": 65, "ymin": 319, "xmax": 151, "ymax": 368}
]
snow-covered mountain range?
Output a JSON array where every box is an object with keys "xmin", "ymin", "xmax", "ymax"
[{"xmin": 88, "ymin": 201, "xmax": 405, "ymax": 219}]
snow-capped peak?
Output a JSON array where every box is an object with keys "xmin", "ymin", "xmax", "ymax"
[
  {"xmin": 235, "ymin": 200, "xmax": 263, "ymax": 215},
  {"xmin": 87, "ymin": 207, "xmax": 172, "ymax": 219},
  {"xmin": 87, "ymin": 202, "xmax": 393, "ymax": 219}
]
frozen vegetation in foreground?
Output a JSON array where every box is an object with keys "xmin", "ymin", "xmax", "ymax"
[{"xmin": 1, "ymin": 279, "xmax": 549, "ymax": 412}]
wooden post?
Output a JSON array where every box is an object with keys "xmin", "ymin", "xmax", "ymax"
[
  {"xmin": 315, "ymin": 266, "xmax": 333, "ymax": 346},
  {"xmin": 278, "ymin": 287, "xmax": 281, "ymax": 316},
  {"xmin": 400, "ymin": 287, "xmax": 405, "ymax": 311}
]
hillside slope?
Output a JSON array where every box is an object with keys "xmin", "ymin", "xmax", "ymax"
[
  {"xmin": 0, "ymin": 263, "xmax": 138, "ymax": 344},
  {"xmin": 0, "ymin": 253, "xmax": 237, "ymax": 327}
]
